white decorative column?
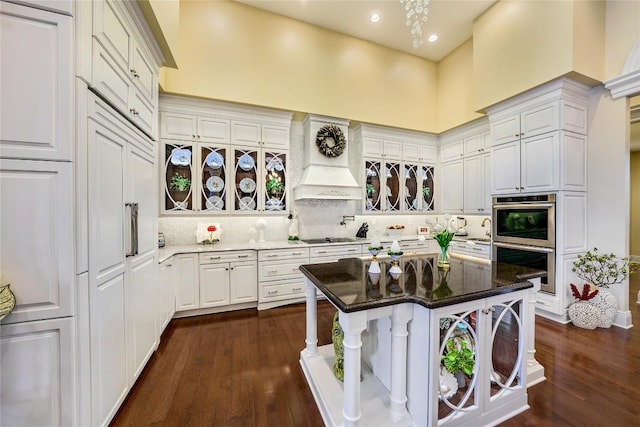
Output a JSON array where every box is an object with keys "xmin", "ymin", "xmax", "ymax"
[
  {"xmin": 389, "ymin": 303, "xmax": 413, "ymax": 423},
  {"xmin": 525, "ymin": 278, "xmax": 545, "ymax": 386},
  {"xmin": 303, "ymin": 278, "xmax": 318, "ymax": 356},
  {"xmin": 339, "ymin": 310, "xmax": 368, "ymax": 427}
]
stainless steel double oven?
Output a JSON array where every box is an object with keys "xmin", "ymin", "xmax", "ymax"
[{"xmin": 492, "ymin": 194, "xmax": 556, "ymax": 294}]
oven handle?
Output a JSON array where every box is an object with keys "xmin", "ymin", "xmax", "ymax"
[
  {"xmin": 493, "ymin": 203, "xmax": 555, "ymax": 210},
  {"xmin": 492, "ymin": 241, "xmax": 555, "ymax": 253}
]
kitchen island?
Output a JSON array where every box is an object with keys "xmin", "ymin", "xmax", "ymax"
[{"xmin": 299, "ymin": 254, "xmax": 545, "ymax": 427}]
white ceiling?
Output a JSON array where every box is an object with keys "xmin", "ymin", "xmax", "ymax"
[{"xmin": 235, "ymin": 0, "xmax": 497, "ymax": 62}]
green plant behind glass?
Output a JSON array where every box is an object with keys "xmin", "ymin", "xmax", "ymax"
[{"xmin": 169, "ymin": 173, "xmax": 191, "ymax": 191}]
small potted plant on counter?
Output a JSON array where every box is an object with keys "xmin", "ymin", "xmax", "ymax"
[{"xmin": 387, "ymin": 224, "xmax": 405, "ymax": 238}]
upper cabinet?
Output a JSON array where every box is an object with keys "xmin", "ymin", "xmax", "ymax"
[
  {"xmin": 90, "ymin": 0, "xmax": 161, "ymax": 138},
  {"xmin": 0, "ymin": 2, "xmax": 73, "ymax": 161},
  {"xmin": 159, "ymin": 96, "xmax": 293, "ymax": 215},
  {"xmin": 354, "ymin": 124, "xmax": 438, "ymax": 214},
  {"xmin": 440, "ymin": 140, "xmax": 464, "ymax": 162},
  {"xmin": 488, "ymin": 79, "xmax": 589, "ymax": 195}
]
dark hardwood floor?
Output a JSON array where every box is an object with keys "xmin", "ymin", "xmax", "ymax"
[{"xmin": 112, "ymin": 276, "xmax": 640, "ymax": 426}]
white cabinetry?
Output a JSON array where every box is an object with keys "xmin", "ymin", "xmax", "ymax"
[
  {"xmin": 91, "ymin": 0, "xmax": 159, "ymax": 137},
  {"xmin": 159, "ymin": 96, "xmax": 293, "ymax": 215},
  {"xmin": 0, "ymin": 2, "xmax": 73, "ymax": 161},
  {"xmin": 0, "ymin": 3, "xmax": 77, "ymax": 425},
  {"xmin": 258, "ymin": 247, "xmax": 310, "ymax": 310},
  {"xmin": 489, "ymin": 81, "xmax": 588, "ymax": 196},
  {"xmin": 355, "ymin": 124, "xmax": 438, "ymax": 214},
  {"xmin": 438, "ymin": 119, "xmax": 490, "ymax": 214},
  {"xmin": 0, "ymin": 317, "xmax": 76, "ymax": 426},
  {"xmin": 199, "ymin": 251, "xmax": 257, "ymax": 307},
  {"xmin": 440, "ymin": 159, "xmax": 464, "ymax": 213},
  {"xmin": 440, "ymin": 140, "xmax": 464, "ymax": 162},
  {"xmin": 362, "ymin": 137, "xmax": 402, "ymax": 160},
  {"xmin": 160, "ymin": 111, "xmax": 230, "ymax": 142},
  {"xmin": 231, "ymin": 120, "xmax": 290, "ymax": 149},
  {"xmin": 86, "ymin": 92, "xmax": 158, "ymax": 427},
  {"xmin": 158, "ymin": 257, "xmax": 175, "ymax": 335},
  {"xmin": 174, "ymin": 253, "xmax": 199, "ymax": 311},
  {"xmin": 464, "ymin": 152, "xmax": 492, "ymax": 213}
]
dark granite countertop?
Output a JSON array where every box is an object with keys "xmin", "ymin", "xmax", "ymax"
[{"xmin": 299, "ymin": 254, "xmax": 545, "ymax": 313}]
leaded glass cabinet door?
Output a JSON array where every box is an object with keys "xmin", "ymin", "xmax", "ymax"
[
  {"xmin": 421, "ymin": 165, "xmax": 435, "ymax": 211},
  {"xmin": 200, "ymin": 145, "xmax": 228, "ymax": 212},
  {"xmin": 233, "ymin": 147, "xmax": 258, "ymax": 213},
  {"xmin": 163, "ymin": 142, "xmax": 194, "ymax": 213},
  {"xmin": 365, "ymin": 160, "xmax": 382, "ymax": 212},
  {"xmin": 404, "ymin": 163, "xmax": 419, "ymax": 211},
  {"xmin": 385, "ymin": 162, "xmax": 401, "ymax": 211},
  {"xmin": 264, "ymin": 150, "xmax": 287, "ymax": 212}
]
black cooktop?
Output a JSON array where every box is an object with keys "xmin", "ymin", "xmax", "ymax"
[{"xmin": 301, "ymin": 237, "xmax": 357, "ymax": 244}]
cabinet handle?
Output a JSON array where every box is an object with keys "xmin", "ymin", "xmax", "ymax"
[
  {"xmin": 238, "ymin": 254, "xmax": 249, "ymax": 258},
  {"xmin": 166, "ymin": 264, "xmax": 173, "ymax": 268},
  {"xmin": 267, "ymin": 254, "xmax": 278, "ymax": 258},
  {"xmin": 347, "ymin": 249, "xmax": 358, "ymax": 252},
  {"xmin": 268, "ymin": 290, "xmax": 278, "ymax": 295},
  {"xmin": 267, "ymin": 270, "xmax": 278, "ymax": 274},
  {"xmin": 291, "ymin": 268, "xmax": 298, "ymax": 272},
  {"xmin": 317, "ymin": 250, "xmax": 327, "ymax": 254},
  {"xmin": 230, "ymin": 267, "xmax": 234, "ymax": 270},
  {"xmin": 125, "ymin": 202, "xmax": 138, "ymax": 257},
  {"xmin": 292, "ymin": 252, "xmax": 303, "ymax": 255},
  {"xmin": 225, "ymin": 267, "xmax": 229, "ymax": 271},
  {"xmin": 192, "ymin": 134, "xmax": 196, "ymax": 139},
  {"xmin": 208, "ymin": 256, "xmax": 221, "ymax": 260},
  {"xmin": 130, "ymin": 68, "xmax": 139, "ymax": 78},
  {"xmin": 292, "ymin": 287, "xmax": 302, "ymax": 292},
  {"xmin": 197, "ymin": 135, "xmax": 201, "ymax": 139}
]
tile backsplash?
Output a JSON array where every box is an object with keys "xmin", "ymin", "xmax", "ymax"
[{"xmin": 158, "ymin": 208, "xmax": 492, "ymax": 245}]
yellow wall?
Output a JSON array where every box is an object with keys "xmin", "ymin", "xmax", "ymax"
[
  {"xmin": 137, "ymin": 0, "xmax": 180, "ymax": 68},
  {"xmin": 437, "ymin": 39, "xmax": 484, "ymax": 132},
  {"xmin": 605, "ymin": 0, "xmax": 640, "ymax": 79},
  {"xmin": 161, "ymin": 1, "xmax": 438, "ymax": 133},
  {"xmin": 473, "ymin": 1, "xmax": 575, "ymax": 110},
  {"xmin": 573, "ymin": 1, "xmax": 605, "ymax": 82}
]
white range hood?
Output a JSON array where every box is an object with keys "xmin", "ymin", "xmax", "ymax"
[{"xmin": 293, "ymin": 114, "xmax": 361, "ymax": 200}]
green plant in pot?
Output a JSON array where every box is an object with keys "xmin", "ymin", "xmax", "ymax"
[
  {"xmin": 422, "ymin": 187, "xmax": 430, "ymax": 197},
  {"xmin": 442, "ymin": 338, "xmax": 475, "ymax": 387},
  {"xmin": 366, "ymin": 183, "xmax": 375, "ymax": 196},
  {"xmin": 266, "ymin": 177, "xmax": 284, "ymax": 197},
  {"xmin": 169, "ymin": 173, "xmax": 191, "ymax": 192}
]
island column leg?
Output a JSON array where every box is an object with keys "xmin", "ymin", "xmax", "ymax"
[
  {"xmin": 303, "ymin": 278, "xmax": 318, "ymax": 356},
  {"xmin": 525, "ymin": 277, "xmax": 545, "ymax": 386},
  {"xmin": 389, "ymin": 303, "xmax": 413, "ymax": 423},
  {"xmin": 340, "ymin": 311, "xmax": 368, "ymax": 427}
]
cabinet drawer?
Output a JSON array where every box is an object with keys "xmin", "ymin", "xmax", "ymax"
[
  {"xmin": 199, "ymin": 251, "xmax": 256, "ymax": 264},
  {"xmin": 260, "ymin": 279, "xmax": 306, "ymax": 301},
  {"xmin": 309, "ymin": 245, "xmax": 361, "ymax": 259},
  {"xmin": 258, "ymin": 247, "xmax": 309, "ymax": 261},
  {"xmin": 259, "ymin": 261, "xmax": 304, "ymax": 281}
]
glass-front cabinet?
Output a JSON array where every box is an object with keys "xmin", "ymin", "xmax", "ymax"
[
  {"xmin": 365, "ymin": 160, "xmax": 435, "ymax": 213},
  {"xmin": 161, "ymin": 140, "xmax": 288, "ymax": 214},
  {"xmin": 365, "ymin": 160, "xmax": 401, "ymax": 212}
]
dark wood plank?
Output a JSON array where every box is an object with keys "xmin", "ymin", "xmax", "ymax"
[{"xmin": 112, "ymin": 277, "xmax": 640, "ymax": 427}]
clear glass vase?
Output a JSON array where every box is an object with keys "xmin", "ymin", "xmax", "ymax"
[{"xmin": 438, "ymin": 244, "xmax": 450, "ymax": 269}]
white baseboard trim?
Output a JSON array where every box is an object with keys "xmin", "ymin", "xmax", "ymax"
[{"xmin": 613, "ymin": 309, "xmax": 633, "ymax": 329}]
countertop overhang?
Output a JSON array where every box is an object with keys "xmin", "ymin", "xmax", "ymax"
[{"xmin": 299, "ymin": 254, "xmax": 544, "ymax": 312}]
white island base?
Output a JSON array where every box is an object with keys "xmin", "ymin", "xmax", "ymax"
[
  {"xmin": 301, "ymin": 345, "xmax": 413, "ymax": 427},
  {"xmin": 300, "ymin": 274, "xmax": 544, "ymax": 427}
]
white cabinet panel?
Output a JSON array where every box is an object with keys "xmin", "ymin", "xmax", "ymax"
[
  {"xmin": 158, "ymin": 257, "xmax": 175, "ymax": 334},
  {"xmin": 0, "ymin": 160, "xmax": 74, "ymax": 324},
  {"xmin": 92, "ymin": 40, "xmax": 130, "ymax": 118},
  {"xmin": 93, "ymin": 0, "xmax": 131, "ymax": 73},
  {"xmin": 161, "ymin": 112, "xmax": 197, "ymax": 140},
  {"xmin": 199, "ymin": 263, "xmax": 230, "ymax": 307},
  {"xmin": 490, "ymin": 115, "xmax": 520, "ymax": 146},
  {"xmin": 198, "ymin": 117, "xmax": 231, "ymax": 142},
  {"xmin": 1, "ymin": 317, "xmax": 76, "ymax": 427},
  {"xmin": 560, "ymin": 132, "xmax": 587, "ymax": 191},
  {"xmin": 0, "ymin": 2, "xmax": 72, "ymax": 161},
  {"xmin": 128, "ymin": 144, "xmax": 156, "ymax": 257},
  {"xmin": 261, "ymin": 124, "xmax": 289, "ymax": 149},
  {"xmin": 90, "ymin": 274, "xmax": 128, "ymax": 427},
  {"xmin": 231, "ymin": 121, "xmax": 261, "ymax": 146},
  {"xmin": 363, "ymin": 137, "xmax": 383, "ymax": 157},
  {"xmin": 230, "ymin": 262, "xmax": 258, "ymax": 304},
  {"xmin": 131, "ymin": 42, "xmax": 156, "ymax": 104},
  {"xmin": 440, "ymin": 160, "xmax": 464, "ymax": 213},
  {"xmin": 521, "ymin": 102, "xmax": 558, "ymax": 138},
  {"xmin": 128, "ymin": 254, "xmax": 157, "ymax": 380},
  {"xmin": 520, "ymin": 133, "xmax": 558, "ymax": 193},
  {"xmin": 174, "ymin": 254, "xmax": 199, "ymax": 311},
  {"xmin": 491, "ymin": 141, "xmax": 520, "ymax": 194},
  {"xmin": 88, "ymin": 120, "xmax": 126, "ymax": 281},
  {"xmin": 440, "ymin": 140, "xmax": 464, "ymax": 162}
]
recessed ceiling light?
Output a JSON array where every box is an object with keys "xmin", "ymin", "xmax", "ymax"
[
  {"xmin": 428, "ymin": 34, "xmax": 438, "ymax": 42},
  {"xmin": 370, "ymin": 12, "xmax": 381, "ymax": 23}
]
